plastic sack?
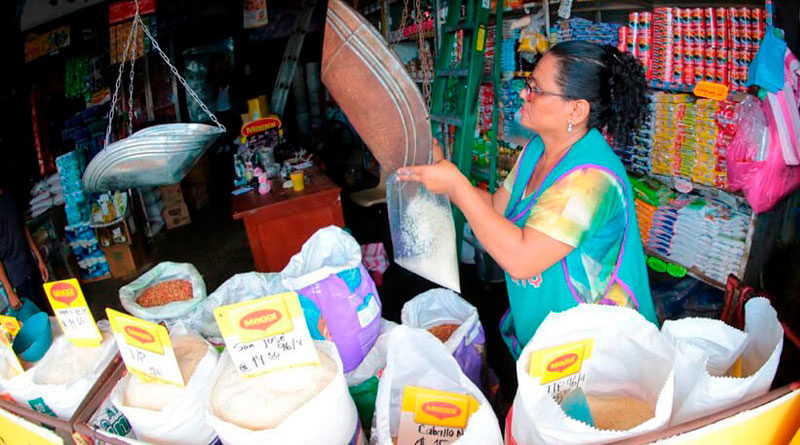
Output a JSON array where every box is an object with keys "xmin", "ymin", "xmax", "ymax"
[
  {"xmin": 386, "ymin": 173, "xmax": 461, "ymax": 292},
  {"xmin": 281, "ymin": 226, "xmax": 383, "ymax": 373},
  {"xmin": 205, "ymin": 341, "xmax": 364, "ymax": 445},
  {"xmin": 187, "ymin": 272, "xmax": 286, "ymax": 338},
  {"xmin": 1, "ymin": 321, "xmax": 117, "ymax": 420},
  {"xmin": 119, "ymin": 262, "xmax": 206, "ymax": 322},
  {"xmin": 727, "ymin": 94, "xmax": 800, "ymax": 213},
  {"xmin": 370, "ymin": 325, "xmax": 503, "ymax": 444},
  {"xmin": 747, "ymin": 27, "xmax": 787, "ymax": 93},
  {"xmin": 112, "ymin": 325, "xmax": 219, "ymax": 445},
  {"xmin": 346, "ymin": 319, "xmax": 398, "ymax": 435},
  {"xmin": 400, "ymin": 289, "xmax": 486, "ymax": 389},
  {"xmin": 663, "ymin": 297, "xmax": 783, "ymax": 425},
  {"xmin": 508, "ymin": 305, "xmax": 674, "ymax": 445}
]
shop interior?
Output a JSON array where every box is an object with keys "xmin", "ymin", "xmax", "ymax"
[{"xmin": 1, "ymin": 0, "xmax": 800, "ymax": 443}]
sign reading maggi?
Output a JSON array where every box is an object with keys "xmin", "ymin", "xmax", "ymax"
[{"xmin": 241, "ymin": 117, "xmax": 281, "ymax": 137}]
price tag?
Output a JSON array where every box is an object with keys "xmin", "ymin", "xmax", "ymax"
[
  {"xmin": 693, "ymin": 81, "xmax": 729, "ymax": 101},
  {"xmin": 214, "ymin": 291, "xmax": 320, "ymax": 377},
  {"xmin": 396, "ymin": 386, "xmax": 480, "ymax": 445},
  {"xmin": 106, "ymin": 309, "xmax": 184, "ymax": 387},
  {"xmin": 0, "ymin": 327, "xmax": 24, "ymax": 378},
  {"xmin": 0, "ymin": 315, "xmax": 21, "ymax": 337},
  {"xmin": 528, "ymin": 338, "xmax": 594, "ymax": 403},
  {"xmin": 0, "ymin": 407, "xmax": 63, "ymax": 445},
  {"xmin": 44, "ymin": 279, "xmax": 103, "ymax": 347}
]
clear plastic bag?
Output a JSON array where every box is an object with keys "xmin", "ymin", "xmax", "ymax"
[
  {"xmin": 386, "ymin": 173, "xmax": 461, "ymax": 292},
  {"xmin": 726, "ymin": 96, "xmax": 770, "ymax": 193}
]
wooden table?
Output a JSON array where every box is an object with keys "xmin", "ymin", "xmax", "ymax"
[{"xmin": 233, "ymin": 170, "xmax": 345, "ymax": 272}]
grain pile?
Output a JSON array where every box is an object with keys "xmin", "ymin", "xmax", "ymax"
[
  {"xmin": 585, "ymin": 394, "xmax": 655, "ymax": 430},
  {"xmin": 427, "ymin": 323, "xmax": 460, "ymax": 342},
  {"xmin": 34, "ymin": 331, "xmax": 113, "ymax": 385},
  {"xmin": 123, "ymin": 335, "xmax": 208, "ymax": 411},
  {"xmin": 136, "ymin": 279, "xmax": 193, "ymax": 307},
  {"xmin": 210, "ymin": 346, "xmax": 337, "ymax": 430},
  {"xmin": 395, "ymin": 194, "xmax": 460, "ymax": 292}
]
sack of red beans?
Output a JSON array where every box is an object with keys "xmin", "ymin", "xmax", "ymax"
[{"xmin": 119, "ymin": 261, "xmax": 207, "ymax": 323}]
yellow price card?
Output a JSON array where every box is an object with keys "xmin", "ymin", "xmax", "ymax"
[
  {"xmin": 214, "ymin": 291, "xmax": 319, "ymax": 377},
  {"xmin": 397, "ymin": 386, "xmax": 480, "ymax": 445},
  {"xmin": 44, "ymin": 279, "xmax": 103, "ymax": 347},
  {"xmin": 106, "ymin": 309, "xmax": 184, "ymax": 387},
  {"xmin": 0, "ymin": 407, "xmax": 63, "ymax": 445},
  {"xmin": 0, "ymin": 315, "xmax": 21, "ymax": 337}
]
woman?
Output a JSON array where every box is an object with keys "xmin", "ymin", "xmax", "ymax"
[{"xmin": 398, "ymin": 41, "xmax": 658, "ymax": 358}]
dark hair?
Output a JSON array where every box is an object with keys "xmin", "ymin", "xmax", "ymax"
[{"xmin": 547, "ymin": 41, "xmax": 649, "ymax": 147}]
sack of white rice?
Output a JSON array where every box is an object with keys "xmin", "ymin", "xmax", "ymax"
[
  {"xmin": 387, "ymin": 173, "xmax": 461, "ymax": 292},
  {"xmin": 663, "ymin": 297, "xmax": 783, "ymax": 425},
  {"xmin": 370, "ymin": 325, "xmax": 502, "ymax": 445},
  {"xmin": 507, "ymin": 305, "xmax": 675, "ymax": 444},
  {"xmin": 2, "ymin": 320, "xmax": 117, "ymax": 419},
  {"xmin": 111, "ymin": 325, "xmax": 219, "ymax": 445},
  {"xmin": 205, "ymin": 341, "xmax": 363, "ymax": 445}
]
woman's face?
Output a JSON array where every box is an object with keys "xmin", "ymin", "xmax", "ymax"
[{"xmin": 518, "ymin": 54, "xmax": 572, "ymax": 136}]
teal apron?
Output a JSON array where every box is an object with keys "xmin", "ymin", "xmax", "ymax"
[{"xmin": 499, "ymin": 129, "xmax": 659, "ymax": 359}]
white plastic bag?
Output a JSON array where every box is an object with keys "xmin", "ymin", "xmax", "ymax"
[
  {"xmin": 111, "ymin": 325, "xmax": 219, "ymax": 445},
  {"xmin": 386, "ymin": 173, "xmax": 461, "ymax": 292},
  {"xmin": 663, "ymin": 297, "xmax": 783, "ymax": 425},
  {"xmin": 187, "ymin": 272, "xmax": 286, "ymax": 338},
  {"xmin": 508, "ymin": 305, "xmax": 675, "ymax": 445},
  {"xmin": 205, "ymin": 341, "xmax": 363, "ymax": 445},
  {"xmin": 1, "ymin": 321, "xmax": 117, "ymax": 420},
  {"xmin": 119, "ymin": 262, "xmax": 206, "ymax": 322},
  {"xmin": 370, "ymin": 325, "xmax": 502, "ymax": 445},
  {"xmin": 281, "ymin": 226, "xmax": 383, "ymax": 373},
  {"xmin": 401, "ymin": 289, "xmax": 486, "ymax": 388}
]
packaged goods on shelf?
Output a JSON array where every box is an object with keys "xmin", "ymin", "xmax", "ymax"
[
  {"xmin": 550, "ymin": 17, "xmax": 621, "ymax": 47},
  {"xmin": 623, "ymin": 7, "xmax": 767, "ymax": 92}
]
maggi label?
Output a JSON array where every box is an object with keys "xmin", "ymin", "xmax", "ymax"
[
  {"xmin": 397, "ymin": 386, "xmax": 480, "ymax": 445},
  {"xmin": 529, "ymin": 339, "xmax": 594, "ymax": 385}
]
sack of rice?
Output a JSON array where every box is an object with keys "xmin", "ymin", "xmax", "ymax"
[
  {"xmin": 663, "ymin": 297, "xmax": 783, "ymax": 425},
  {"xmin": 508, "ymin": 305, "xmax": 675, "ymax": 444},
  {"xmin": 386, "ymin": 173, "xmax": 460, "ymax": 293},
  {"xmin": 111, "ymin": 325, "xmax": 219, "ymax": 445},
  {"xmin": 205, "ymin": 340, "xmax": 364, "ymax": 445},
  {"xmin": 281, "ymin": 226, "xmax": 383, "ymax": 373},
  {"xmin": 401, "ymin": 289, "xmax": 486, "ymax": 389},
  {"xmin": 119, "ymin": 262, "xmax": 207, "ymax": 323},
  {"xmin": 187, "ymin": 272, "xmax": 287, "ymax": 338},
  {"xmin": 2, "ymin": 320, "xmax": 117, "ymax": 419},
  {"xmin": 346, "ymin": 319, "xmax": 398, "ymax": 435},
  {"xmin": 370, "ymin": 325, "xmax": 502, "ymax": 445}
]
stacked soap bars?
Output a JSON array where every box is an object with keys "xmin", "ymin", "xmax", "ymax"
[{"xmin": 623, "ymin": 7, "xmax": 767, "ymax": 91}]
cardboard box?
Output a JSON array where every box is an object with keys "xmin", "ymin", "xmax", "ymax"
[
  {"xmin": 102, "ymin": 241, "xmax": 144, "ymax": 278},
  {"xmin": 159, "ymin": 184, "xmax": 185, "ymax": 206},
  {"xmin": 163, "ymin": 202, "xmax": 191, "ymax": 229},
  {"xmin": 94, "ymin": 216, "xmax": 135, "ymax": 247}
]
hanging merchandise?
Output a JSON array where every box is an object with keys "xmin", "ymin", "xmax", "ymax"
[
  {"xmin": 83, "ymin": 0, "xmax": 226, "ymax": 192},
  {"xmin": 65, "ymin": 56, "xmax": 90, "ymax": 99},
  {"xmin": 243, "ymin": 0, "xmax": 269, "ymax": 29}
]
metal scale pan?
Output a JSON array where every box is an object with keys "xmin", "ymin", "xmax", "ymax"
[{"xmin": 322, "ymin": 0, "xmax": 433, "ymax": 173}]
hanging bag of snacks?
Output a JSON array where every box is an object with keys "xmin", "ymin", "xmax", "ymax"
[
  {"xmin": 386, "ymin": 173, "xmax": 461, "ymax": 292},
  {"xmin": 507, "ymin": 305, "xmax": 675, "ymax": 445},
  {"xmin": 119, "ymin": 262, "xmax": 207, "ymax": 323},
  {"xmin": 280, "ymin": 226, "xmax": 383, "ymax": 373},
  {"xmin": 663, "ymin": 297, "xmax": 783, "ymax": 425},
  {"xmin": 370, "ymin": 325, "xmax": 502, "ymax": 444},
  {"xmin": 400, "ymin": 289, "xmax": 486, "ymax": 389}
]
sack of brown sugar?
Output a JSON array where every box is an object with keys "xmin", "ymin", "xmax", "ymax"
[
  {"xmin": 662, "ymin": 297, "xmax": 783, "ymax": 425},
  {"xmin": 370, "ymin": 325, "xmax": 502, "ymax": 445},
  {"xmin": 507, "ymin": 305, "xmax": 675, "ymax": 444}
]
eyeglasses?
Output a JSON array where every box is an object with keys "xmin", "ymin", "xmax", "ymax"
[{"xmin": 524, "ymin": 77, "xmax": 569, "ymax": 100}]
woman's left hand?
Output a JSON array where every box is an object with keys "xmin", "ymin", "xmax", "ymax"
[{"xmin": 396, "ymin": 160, "xmax": 466, "ymax": 197}]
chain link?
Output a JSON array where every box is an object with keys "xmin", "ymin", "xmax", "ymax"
[
  {"xmin": 396, "ymin": 0, "xmax": 411, "ymax": 46},
  {"xmin": 104, "ymin": 0, "xmax": 226, "ymax": 149},
  {"xmin": 416, "ymin": 0, "xmax": 433, "ymax": 105}
]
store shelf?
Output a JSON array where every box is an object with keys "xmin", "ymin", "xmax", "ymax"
[
  {"xmin": 648, "ymin": 173, "xmax": 744, "ymax": 200},
  {"xmin": 645, "ymin": 250, "xmax": 726, "ymax": 289}
]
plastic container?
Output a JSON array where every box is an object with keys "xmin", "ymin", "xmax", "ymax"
[
  {"xmin": 6, "ymin": 297, "xmax": 42, "ymax": 322},
  {"xmin": 12, "ymin": 312, "xmax": 52, "ymax": 361}
]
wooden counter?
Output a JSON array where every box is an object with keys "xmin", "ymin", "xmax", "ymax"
[{"xmin": 233, "ymin": 170, "xmax": 345, "ymax": 272}]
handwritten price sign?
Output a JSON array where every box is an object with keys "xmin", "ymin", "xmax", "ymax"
[
  {"xmin": 44, "ymin": 279, "xmax": 103, "ymax": 347},
  {"xmin": 106, "ymin": 309, "xmax": 184, "ymax": 387},
  {"xmin": 214, "ymin": 292, "xmax": 320, "ymax": 377}
]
